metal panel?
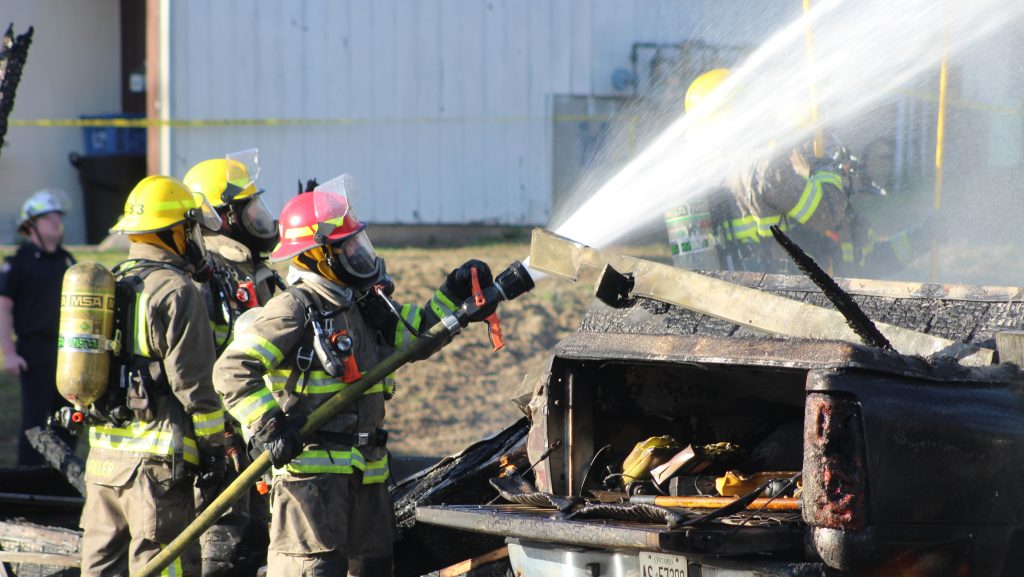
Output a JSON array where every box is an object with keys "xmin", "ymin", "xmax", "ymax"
[{"xmin": 165, "ymin": 0, "xmax": 800, "ymax": 226}]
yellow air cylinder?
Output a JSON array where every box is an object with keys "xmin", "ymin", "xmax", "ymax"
[{"xmin": 56, "ymin": 262, "xmax": 117, "ymax": 408}]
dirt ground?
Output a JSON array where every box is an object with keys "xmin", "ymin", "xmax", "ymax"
[
  {"xmin": 0, "ymin": 241, "xmax": 617, "ymax": 466},
  {"xmin": 360, "ymin": 243, "xmax": 598, "ymax": 458}
]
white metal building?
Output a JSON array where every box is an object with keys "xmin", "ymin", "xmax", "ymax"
[{"xmin": 0, "ymin": 0, "xmax": 799, "ymax": 243}]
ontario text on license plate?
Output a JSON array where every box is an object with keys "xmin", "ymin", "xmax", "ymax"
[{"xmin": 639, "ymin": 552, "xmax": 688, "ymax": 577}]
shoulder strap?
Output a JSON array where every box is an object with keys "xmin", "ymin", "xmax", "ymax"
[
  {"xmin": 112, "ymin": 258, "xmax": 183, "ymax": 281},
  {"xmin": 282, "ymin": 284, "xmax": 319, "ymax": 399}
]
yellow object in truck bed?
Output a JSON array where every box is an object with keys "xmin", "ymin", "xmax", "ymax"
[{"xmin": 716, "ymin": 471, "xmax": 800, "ymax": 497}]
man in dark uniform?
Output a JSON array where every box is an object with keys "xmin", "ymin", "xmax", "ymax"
[{"xmin": 0, "ymin": 190, "xmax": 76, "ymax": 466}]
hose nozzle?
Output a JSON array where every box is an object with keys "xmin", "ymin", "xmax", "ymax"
[{"xmin": 493, "ymin": 261, "xmax": 535, "ymax": 302}]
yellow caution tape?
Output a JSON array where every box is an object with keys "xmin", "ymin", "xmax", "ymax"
[
  {"xmin": 11, "ymin": 91, "xmax": 1020, "ymax": 129},
  {"xmin": 10, "ymin": 114, "xmax": 626, "ymax": 128}
]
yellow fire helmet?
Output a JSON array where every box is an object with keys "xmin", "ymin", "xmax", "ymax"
[
  {"xmin": 183, "ymin": 155, "xmax": 260, "ymax": 209},
  {"xmin": 684, "ymin": 68, "xmax": 731, "ymax": 114},
  {"xmin": 110, "ymin": 175, "xmax": 222, "ymax": 235}
]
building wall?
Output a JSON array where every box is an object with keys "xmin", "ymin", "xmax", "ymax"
[
  {"xmin": 164, "ymin": 0, "xmax": 799, "ymax": 226},
  {"xmin": 0, "ymin": 0, "xmax": 121, "ymax": 243}
]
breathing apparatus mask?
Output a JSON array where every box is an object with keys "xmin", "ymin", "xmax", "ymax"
[
  {"xmin": 222, "ymin": 194, "xmax": 279, "ymax": 254},
  {"xmin": 182, "ymin": 194, "xmax": 222, "ymax": 281},
  {"xmin": 326, "ymin": 232, "xmax": 390, "ymax": 293}
]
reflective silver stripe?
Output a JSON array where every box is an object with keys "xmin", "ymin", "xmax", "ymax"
[
  {"xmin": 229, "ymin": 334, "xmax": 283, "ymax": 369},
  {"xmin": 89, "ymin": 425, "xmax": 200, "ymax": 465},
  {"xmin": 277, "ymin": 448, "xmax": 389, "ymax": 483},
  {"xmin": 395, "ymin": 304, "xmax": 422, "ymax": 350},
  {"xmin": 266, "ymin": 371, "xmax": 385, "ymax": 395},
  {"xmin": 229, "ymin": 388, "xmax": 279, "ymax": 427},
  {"xmin": 192, "ymin": 409, "xmax": 225, "ymax": 437}
]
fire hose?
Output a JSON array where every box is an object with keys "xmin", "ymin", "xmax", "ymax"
[{"xmin": 135, "ymin": 261, "xmax": 535, "ymax": 577}]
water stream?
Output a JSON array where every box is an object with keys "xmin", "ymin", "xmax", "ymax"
[{"xmin": 544, "ymin": 0, "xmax": 1024, "ymax": 280}]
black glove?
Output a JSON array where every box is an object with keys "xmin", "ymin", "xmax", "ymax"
[
  {"xmin": 251, "ymin": 412, "xmax": 307, "ymax": 468},
  {"xmin": 195, "ymin": 452, "xmax": 227, "ymax": 492},
  {"xmin": 445, "ymin": 259, "xmax": 493, "ymax": 302}
]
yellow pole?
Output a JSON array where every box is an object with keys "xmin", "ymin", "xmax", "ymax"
[
  {"xmin": 802, "ymin": 0, "xmax": 825, "ymax": 157},
  {"xmin": 930, "ymin": 9, "xmax": 950, "ymax": 282}
]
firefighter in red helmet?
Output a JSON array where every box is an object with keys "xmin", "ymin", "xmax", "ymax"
[{"xmin": 213, "ymin": 175, "xmax": 495, "ymax": 576}]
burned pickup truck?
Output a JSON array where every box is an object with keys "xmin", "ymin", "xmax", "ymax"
[{"xmin": 414, "ymin": 230, "xmax": 1024, "ymax": 577}]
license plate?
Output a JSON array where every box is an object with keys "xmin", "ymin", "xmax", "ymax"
[{"xmin": 639, "ymin": 552, "xmax": 688, "ymax": 577}]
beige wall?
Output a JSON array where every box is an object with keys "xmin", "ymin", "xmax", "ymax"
[{"xmin": 0, "ymin": 0, "xmax": 120, "ymax": 243}]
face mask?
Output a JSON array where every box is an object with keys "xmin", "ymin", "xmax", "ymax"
[{"xmin": 227, "ymin": 197, "xmax": 280, "ymax": 255}]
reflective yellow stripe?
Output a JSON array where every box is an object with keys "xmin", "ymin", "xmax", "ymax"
[
  {"xmin": 729, "ymin": 216, "xmax": 760, "ymax": 243},
  {"xmin": 211, "ymin": 320, "xmax": 230, "ymax": 348},
  {"xmin": 430, "ymin": 288, "xmax": 458, "ymax": 320},
  {"xmin": 192, "ymin": 409, "xmax": 225, "ymax": 438},
  {"xmin": 275, "ymin": 447, "xmax": 389, "ymax": 483},
  {"xmin": 841, "ymin": 242, "xmax": 855, "ymax": 263},
  {"xmin": 789, "ymin": 171, "xmax": 841, "ymax": 224},
  {"xmin": 229, "ymin": 387, "xmax": 279, "ymax": 427},
  {"xmin": 158, "ymin": 543, "xmax": 184, "ymax": 577},
  {"xmin": 228, "ymin": 334, "xmax": 283, "ymax": 369},
  {"xmin": 395, "ymin": 304, "xmax": 423, "ymax": 350},
  {"xmin": 754, "ymin": 214, "xmax": 783, "ymax": 237},
  {"xmin": 284, "ymin": 225, "xmax": 316, "ymax": 239},
  {"xmin": 89, "ymin": 424, "xmax": 200, "ymax": 465},
  {"xmin": 133, "ymin": 291, "xmax": 151, "ymax": 357},
  {"xmin": 264, "ymin": 370, "xmax": 386, "ymax": 396}
]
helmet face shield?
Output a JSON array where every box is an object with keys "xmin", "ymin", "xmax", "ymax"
[
  {"xmin": 223, "ymin": 149, "xmax": 260, "ymax": 203},
  {"xmin": 240, "ymin": 196, "xmax": 278, "ymax": 239},
  {"xmin": 331, "ymin": 231, "xmax": 380, "ymax": 279},
  {"xmin": 189, "ymin": 193, "xmax": 224, "ymax": 232}
]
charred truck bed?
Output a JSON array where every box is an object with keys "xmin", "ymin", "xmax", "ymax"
[{"xmin": 416, "ymin": 261, "xmax": 1024, "ymax": 577}]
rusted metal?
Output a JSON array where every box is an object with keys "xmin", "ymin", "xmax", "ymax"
[{"xmin": 416, "ymin": 504, "xmax": 802, "ymax": 555}]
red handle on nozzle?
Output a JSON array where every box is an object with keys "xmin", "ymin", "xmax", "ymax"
[{"xmin": 471, "ymin": 266, "xmax": 505, "ymax": 352}]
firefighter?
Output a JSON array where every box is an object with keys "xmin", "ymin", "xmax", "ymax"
[
  {"xmin": 682, "ymin": 68, "xmax": 856, "ymax": 274},
  {"xmin": 183, "ymin": 151, "xmax": 282, "ymax": 576},
  {"xmin": 213, "ymin": 176, "xmax": 495, "ymax": 577},
  {"xmin": 183, "ymin": 149, "xmax": 284, "ymax": 347},
  {"xmin": 80, "ymin": 176, "xmax": 225, "ymax": 577},
  {"xmin": 0, "ymin": 190, "xmax": 76, "ymax": 465}
]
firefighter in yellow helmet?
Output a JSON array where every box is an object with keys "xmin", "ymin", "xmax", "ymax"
[
  {"xmin": 79, "ymin": 176, "xmax": 225, "ymax": 577},
  {"xmin": 183, "ymin": 150, "xmax": 281, "ymax": 576},
  {"xmin": 679, "ymin": 69, "xmax": 859, "ymax": 274},
  {"xmin": 213, "ymin": 175, "xmax": 498, "ymax": 576},
  {"xmin": 183, "ymin": 149, "xmax": 283, "ymax": 318}
]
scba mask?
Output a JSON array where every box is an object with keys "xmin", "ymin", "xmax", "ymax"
[
  {"xmin": 184, "ymin": 194, "xmax": 222, "ymax": 280},
  {"xmin": 227, "ymin": 195, "xmax": 279, "ymax": 254},
  {"xmin": 327, "ymin": 231, "xmax": 388, "ymax": 291}
]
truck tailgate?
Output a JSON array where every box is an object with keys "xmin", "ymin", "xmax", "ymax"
[{"xmin": 417, "ymin": 504, "xmax": 803, "ymax": 556}]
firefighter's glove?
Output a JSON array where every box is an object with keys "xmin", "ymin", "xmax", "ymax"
[
  {"xmin": 445, "ymin": 259, "xmax": 493, "ymax": 302},
  {"xmin": 195, "ymin": 452, "xmax": 227, "ymax": 495},
  {"xmin": 252, "ymin": 412, "xmax": 307, "ymax": 469}
]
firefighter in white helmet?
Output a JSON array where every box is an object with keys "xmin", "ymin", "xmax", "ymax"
[
  {"xmin": 0, "ymin": 190, "xmax": 76, "ymax": 465},
  {"xmin": 79, "ymin": 176, "xmax": 224, "ymax": 577}
]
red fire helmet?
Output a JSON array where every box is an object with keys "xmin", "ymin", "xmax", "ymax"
[{"xmin": 269, "ymin": 188, "xmax": 366, "ymax": 263}]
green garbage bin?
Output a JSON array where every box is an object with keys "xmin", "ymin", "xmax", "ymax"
[{"xmin": 69, "ymin": 153, "xmax": 146, "ymax": 244}]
